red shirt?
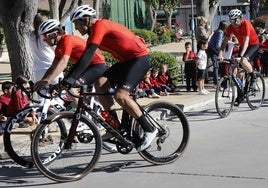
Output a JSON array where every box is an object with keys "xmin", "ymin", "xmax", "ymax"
[
  {"xmin": 87, "ymin": 19, "xmax": 148, "ymax": 63},
  {"xmin": 0, "ymin": 94, "xmax": 11, "ymax": 115},
  {"xmin": 183, "ymin": 51, "xmax": 197, "ymax": 62},
  {"xmin": 55, "ymin": 34, "xmax": 105, "ymax": 65},
  {"xmin": 139, "ymin": 80, "xmax": 152, "ymax": 90},
  {"xmin": 149, "ymin": 77, "xmax": 160, "ymax": 87},
  {"xmin": 157, "ymin": 74, "xmax": 174, "ymax": 86},
  {"xmin": 225, "ymin": 19, "xmax": 259, "ymax": 46},
  {"xmin": 6, "ymin": 89, "xmax": 29, "ymax": 116}
]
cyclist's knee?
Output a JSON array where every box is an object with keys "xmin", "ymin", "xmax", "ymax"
[
  {"xmin": 114, "ymin": 89, "xmax": 129, "ymax": 105},
  {"xmin": 240, "ymin": 57, "xmax": 253, "ymax": 72}
]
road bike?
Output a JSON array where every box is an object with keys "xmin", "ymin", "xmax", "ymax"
[
  {"xmin": 31, "ymin": 83, "xmax": 190, "ymax": 182},
  {"xmin": 3, "ymin": 84, "xmax": 66, "ymax": 168},
  {"xmin": 3, "ymin": 83, "xmax": 117, "ymax": 168},
  {"xmin": 215, "ymin": 58, "xmax": 265, "ymax": 118}
]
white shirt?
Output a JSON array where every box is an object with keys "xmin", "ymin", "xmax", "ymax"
[
  {"xmin": 29, "ymin": 32, "xmax": 63, "ymax": 84},
  {"xmin": 222, "ymin": 41, "xmax": 235, "ymax": 59},
  {"xmin": 197, "ymin": 49, "xmax": 207, "ymax": 70}
]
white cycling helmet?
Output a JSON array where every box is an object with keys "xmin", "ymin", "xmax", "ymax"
[
  {"xmin": 70, "ymin": 5, "xmax": 96, "ymax": 22},
  {"xmin": 228, "ymin": 9, "xmax": 242, "ymax": 20},
  {"xmin": 39, "ymin": 19, "xmax": 61, "ymax": 35}
]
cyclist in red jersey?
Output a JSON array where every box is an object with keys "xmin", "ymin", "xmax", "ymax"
[
  {"xmin": 218, "ymin": 9, "xmax": 259, "ymax": 106},
  {"xmin": 33, "ymin": 19, "xmax": 113, "ymax": 108},
  {"xmin": 63, "ymin": 5, "xmax": 158, "ymax": 151}
]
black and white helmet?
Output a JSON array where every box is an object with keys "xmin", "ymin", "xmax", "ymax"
[
  {"xmin": 38, "ymin": 19, "xmax": 61, "ymax": 35},
  {"xmin": 70, "ymin": 5, "xmax": 96, "ymax": 22},
  {"xmin": 228, "ymin": 9, "xmax": 242, "ymax": 20}
]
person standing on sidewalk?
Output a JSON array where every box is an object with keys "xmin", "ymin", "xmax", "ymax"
[
  {"xmin": 196, "ymin": 41, "xmax": 210, "ymax": 95},
  {"xmin": 207, "ymin": 20, "xmax": 229, "ymax": 88},
  {"xmin": 183, "ymin": 41, "xmax": 197, "ymax": 92}
]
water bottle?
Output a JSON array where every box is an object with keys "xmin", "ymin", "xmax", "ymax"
[
  {"xmin": 100, "ymin": 110, "xmax": 120, "ymax": 129},
  {"xmin": 236, "ymin": 78, "xmax": 243, "ymax": 88}
]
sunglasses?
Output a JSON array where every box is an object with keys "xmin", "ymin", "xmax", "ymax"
[
  {"xmin": 229, "ymin": 18, "xmax": 238, "ymax": 24},
  {"xmin": 41, "ymin": 31, "xmax": 57, "ymax": 40}
]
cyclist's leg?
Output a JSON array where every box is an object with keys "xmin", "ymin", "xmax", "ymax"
[
  {"xmin": 104, "ymin": 55, "xmax": 157, "ymax": 151},
  {"xmin": 240, "ymin": 45, "xmax": 259, "ymax": 87}
]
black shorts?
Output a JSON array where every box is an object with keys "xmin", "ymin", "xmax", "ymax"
[
  {"xmin": 240, "ymin": 45, "xmax": 259, "ymax": 61},
  {"xmin": 103, "ymin": 55, "xmax": 151, "ymax": 92},
  {"xmin": 78, "ymin": 63, "xmax": 108, "ymax": 85},
  {"xmin": 197, "ymin": 68, "xmax": 206, "ymax": 79}
]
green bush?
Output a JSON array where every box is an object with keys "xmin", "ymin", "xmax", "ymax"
[{"xmin": 131, "ymin": 29, "xmax": 158, "ymax": 45}]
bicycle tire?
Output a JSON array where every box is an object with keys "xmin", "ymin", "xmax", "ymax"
[
  {"xmin": 137, "ymin": 101, "xmax": 189, "ymax": 165},
  {"xmin": 31, "ymin": 111, "xmax": 102, "ymax": 182},
  {"xmin": 3, "ymin": 106, "xmax": 64, "ymax": 168},
  {"xmin": 215, "ymin": 76, "xmax": 235, "ymax": 118},
  {"xmin": 246, "ymin": 71, "xmax": 266, "ymax": 110}
]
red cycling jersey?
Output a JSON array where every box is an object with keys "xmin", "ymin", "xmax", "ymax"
[
  {"xmin": 87, "ymin": 19, "xmax": 148, "ymax": 63},
  {"xmin": 225, "ymin": 19, "xmax": 259, "ymax": 46},
  {"xmin": 55, "ymin": 34, "xmax": 105, "ymax": 65}
]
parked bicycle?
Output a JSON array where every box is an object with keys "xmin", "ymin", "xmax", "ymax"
[
  {"xmin": 215, "ymin": 58, "xmax": 265, "ymax": 118},
  {"xmin": 31, "ymin": 82, "xmax": 190, "ymax": 182}
]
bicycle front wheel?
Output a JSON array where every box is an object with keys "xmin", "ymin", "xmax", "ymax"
[
  {"xmin": 137, "ymin": 101, "xmax": 189, "ymax": 165},
  {"xmin": 215, "ymin": 76, "xmax": 235, "ymax": 118},
  {"xmin": 3, "ymin": 106, "xmax": 63, "ymax": 168},
  {"xmin": 246, "ymin": 71, "xmax": 266, "ymax": 109},
  {"xmin": 31, "ymin": 112, "xmax": 102, "ymax": 182}
]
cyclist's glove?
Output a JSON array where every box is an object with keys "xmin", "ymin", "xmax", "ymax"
[{"xmin": 61, "ymin": 76, "xmax": 77, "ymax": 88}]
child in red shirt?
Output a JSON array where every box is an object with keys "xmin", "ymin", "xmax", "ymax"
[
  {"xmin": 6, "ymin": 76, "xmax": 30, "ymax": 116},
  {"xmin": 0, "ymin": 81, "xmax": 14, "ymax": 134},
  {"xmin": 157, "ymin": 64, "xmax": 177, "ymax": 93}
]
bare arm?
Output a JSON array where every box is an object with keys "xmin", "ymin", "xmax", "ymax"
[{"xmin": 34, "ymin": 55, "xmax": 70, "ymax": 91}]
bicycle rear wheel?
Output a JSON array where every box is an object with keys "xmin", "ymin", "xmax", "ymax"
[
  {"xmin": 246, "ymin": 71, "xmax": 265, "ymax": 109},
  {"xmin": 31, "ymin": 112, "xmax": 102, "ymax": 182},
  {"xmin": 3, "ymin": 106, "xmax": 63, "ymax": 168},
  {"xmin": 137, "ymin": 101, "xmax": 189, "ymax": 165},
  {"xmin": 215, "ymin": 76, "xmax": 235, "ymax": 118}
]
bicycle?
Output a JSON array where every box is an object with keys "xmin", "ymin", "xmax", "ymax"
[
  {"xmin": 31, "ymin": 83, "xmax": 190, "ymax": 182},
  {"xmin": 215, "ymin": 58, "xmax": 265, "ymax": 118},
  {"xmin": 3, "ymin": 82, "xmax": 117, "ymax": 168},
  {"xmin": 3, "ymin": 84, "xmax": 66, "ymax": 168}
]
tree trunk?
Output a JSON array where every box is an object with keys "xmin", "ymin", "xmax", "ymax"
[
  {"xmin": 49, "ymin": 0, "xmax": 59, "ymax": 20},
  {"xmin": 0, "ymin": 0, "xmax": 38, "ymax": 81},
  {"xmin": 145, "ymin": 5, "xmax": 155, "ymax": 31}
]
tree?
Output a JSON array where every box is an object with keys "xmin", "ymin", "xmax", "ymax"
[
  {"xmin": 196, "ymin": 0, "xmax": 222, "ymax": 30},
  {"xmin": 158, "ymin": 0, "xmax": 180, "ymax": 28},
  {"xmin": 0, "ymin": 0, "xmax": 38, "ymax": 81}
]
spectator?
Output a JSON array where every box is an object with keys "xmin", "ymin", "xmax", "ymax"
[
  {"xmin": 195, "ymin": 16, "xmax": 211, "ymax": 52},
  {"xmin": 29, "ymin": 14, "xmax": 64, "ymax": 106},
  {"xmin": 259, "ymin": 34, "xmax": 268, "ymax": 77},
  {"xmin": 150, "ymin": 68, "xmax": 168, "ymax": 96},
  {"xmin": 157, "ymin": 64, "xmax": 178, "ymax": 93},
  {"xmin": 207, "ymin": 20, "xmax": 229, "ymax": 88},
  {"xmin": 6, "ymin": 75, "xmax": 35, "ymax": 128},
  {"xmin": 182, "ymin": 41, "xmax": 198, "ymax": 92},
  {"xmin": 30, "ymin": 14, "xmax": 63, "ymax": 85},
  {"xmin": 138, "ymin": 70, "xmax": 160, "ymax": 98},
  {"xmin": 0, "ymin": 81, "xmax": 14, "ymax": 134},
  {"xmin": 196, "ymin": 41, "xmax": 210, "ymax": 95}
]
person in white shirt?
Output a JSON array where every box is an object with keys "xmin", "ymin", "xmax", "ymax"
[
  {"xmin": 29, "ymin": 14, "xmax": 64, "ymax": 106},
  {"xmin": 30, "ymin": 14, "xmax": 64, "ymax": 84},
  {"xmin": 196, "ymin": 41, "xmax": 210, "ymax": 95}
]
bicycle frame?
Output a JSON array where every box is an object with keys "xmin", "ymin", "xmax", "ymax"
[{"xmin": 64, "ymin": 86, "xmax": 135, "ymax": 150}]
